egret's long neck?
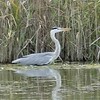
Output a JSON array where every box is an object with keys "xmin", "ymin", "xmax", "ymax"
[{"xmin": 50, "ymin": 31, "xmax": 61, "ymax": 59}]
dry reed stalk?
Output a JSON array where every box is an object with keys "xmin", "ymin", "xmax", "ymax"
[{"xmin": 0, "ymin": 0, "xmax": 99, "ymax": 63}]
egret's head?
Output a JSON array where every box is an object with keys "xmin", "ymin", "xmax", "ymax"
[{"xmin": 50, "ymin": 27, "xmax": 71, "ymax": 33}]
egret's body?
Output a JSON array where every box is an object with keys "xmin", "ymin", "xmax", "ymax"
[{"xmin": 12, "ymin": 27, "xmax": 70, "ymax": 65}]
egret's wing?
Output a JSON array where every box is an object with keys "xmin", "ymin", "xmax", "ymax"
[
  {"xmin": 25, "ymin": 52, "xmax": 54, "ymax": 65},
  {"xmin": 22, "ymin": 53, "xmax": 39, "ymax": 58},
  {"xmin": 12, "ymin": 52, "xmax": 54, "ymax": 65}
]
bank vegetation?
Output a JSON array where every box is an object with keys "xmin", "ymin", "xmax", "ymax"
[{"xmin": 0, "ymin": 0, "xmax": 100, "ymax": 63}]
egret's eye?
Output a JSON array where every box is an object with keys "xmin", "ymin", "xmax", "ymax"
[{"xmin": 51, "ymin": 27, "xmax": 58, "ymax": 30}]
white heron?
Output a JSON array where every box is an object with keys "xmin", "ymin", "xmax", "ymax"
[{"xmin": 12, "ymin": 27, "xmax": 71, "ymax": 65}]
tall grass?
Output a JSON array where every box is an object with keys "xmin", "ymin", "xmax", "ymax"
[{"xmin": 0, "ymin": 0, "xmax": 100, "ymax": 63}]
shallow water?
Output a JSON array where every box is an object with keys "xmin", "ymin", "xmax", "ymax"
[{"xmin": 0, "ymin": 64, "xmax": 100, "ymax": 100}]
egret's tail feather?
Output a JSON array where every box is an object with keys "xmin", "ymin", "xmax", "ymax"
[{"xmin": 12, "ymin": 59, "xmax": 20, "ymax": 64}]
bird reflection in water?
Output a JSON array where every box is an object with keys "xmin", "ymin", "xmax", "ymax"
[{"xmin": 14, "ymin": 68, "xmax": 62, "ymax": 100}]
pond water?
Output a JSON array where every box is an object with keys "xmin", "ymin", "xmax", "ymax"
[{"xmin": 0, "ymin": 64, "xmax": 100, "ymax": 100}]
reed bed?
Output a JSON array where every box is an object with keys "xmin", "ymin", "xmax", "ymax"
[{"xmin": 0, "ymin": 0, "xmax": 100, "ymax": 63}]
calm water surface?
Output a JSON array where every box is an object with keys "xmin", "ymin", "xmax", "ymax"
[{"xmin": 0, "ymin": 64, "xmax": 100, "ymax": 100}]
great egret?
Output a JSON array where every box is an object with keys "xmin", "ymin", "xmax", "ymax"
[{"xmin": 12, "ymin": 27, "xmax": 71, "ymax": 65}]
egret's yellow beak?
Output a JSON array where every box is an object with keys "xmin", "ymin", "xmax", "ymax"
[{"xmin": 61, "ymin": 28, "xmax": 71, "ymax": 32}]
